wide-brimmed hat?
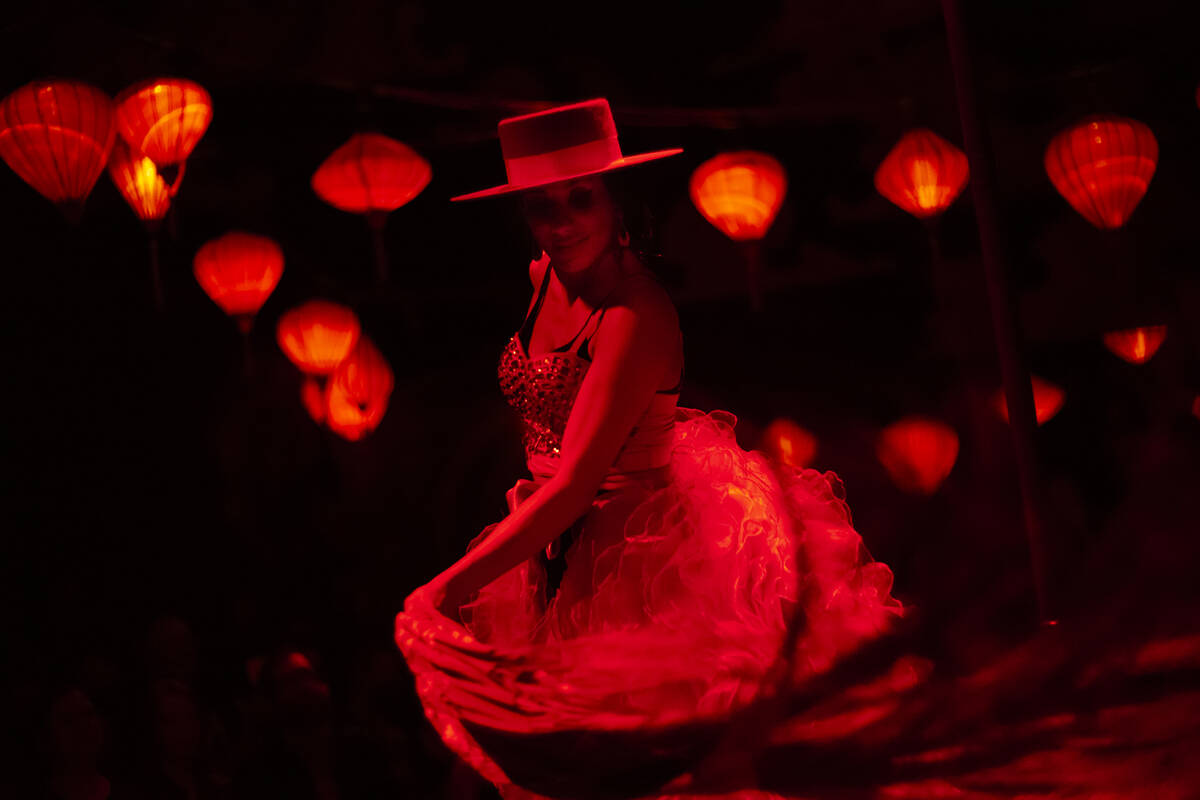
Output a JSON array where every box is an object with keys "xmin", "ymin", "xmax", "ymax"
[{"xmin": 451, "ymin": 98, "xmax": 682, "ymax": 202}]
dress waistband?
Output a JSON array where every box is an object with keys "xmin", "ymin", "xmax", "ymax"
[{"xmin": 526, "ymin": 453, "xmax": 671, "ymax": 494}]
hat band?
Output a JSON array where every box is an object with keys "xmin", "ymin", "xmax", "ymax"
[{"xmin": 505, "ymin": 136, "xmax": 623, "ymax": 187}]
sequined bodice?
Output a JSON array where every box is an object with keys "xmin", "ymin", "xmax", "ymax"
[
  {"xmin": 498, "ymin": 334, "xmax": 589, "ymax": 459},
  {"xmin": 499, "ymin": 257, "xmax": 683, "ymax": 471}
]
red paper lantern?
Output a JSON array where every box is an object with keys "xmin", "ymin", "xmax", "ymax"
[
  {"xmin": 1103, "ymin": 325, "xmax": 1167, "ymax": 365},
  {"xmin": 301, "ymin": 376, "xmax": 326, "ymax": 424},
  {"xmin": 0, "ymin": 80, "xmax": 116, "ymax": 211},
  {"xmin": 689, "ymin": 151, "xmax": 787, "ymax": 241},
  {"xmin": 325, "ymin": 336, "xmax": 394, "ymax": 441},
  {"xmin": 114, "ymin": 78, "xmax": 212, "ymax": 168},
  {"xmin": 108, "ymin": 138, "xmax": 170, "ymax": 224},
  {"xmin": 311, "ymin": 133, "xmax": 431, "ymax": 215},
  {"xmin": 193, "ymin": 232, "xmax": 284, "ymax": 329},
  {"xmin": 874, "ymin": 129, "xmax": 969, "ymax": 218},
  {"xmin": 994, "ymin": 375, "xmax": 1065, "ymax": 426},
  {"xmin": 876, "ymin": 416, "xmax": 959, "ymax": 495},
  {"xmin": 761, "ymin": 418, "xmax": 818, "ymax": 469},
  {"xmin": 1044, "ymin": 115, "xmax": 1157, "ymax": 230},
  {"xmin": 276, "ymin": 300, "xmax": 361, "ymax": 376}
]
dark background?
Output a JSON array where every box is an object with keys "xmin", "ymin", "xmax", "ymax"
[{"xmin": 2, "ymin": 0, "xmax": 1198, "ymax": 796}]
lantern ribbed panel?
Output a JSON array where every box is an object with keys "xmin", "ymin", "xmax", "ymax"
[
  {"xmin": 193, "ymin": 232, "xmax": 285, "ymax": 318},
  {"xmin": 689, "ymin": 151, "xmax": 787, "ymax": 241},
  {"xmin": 326, "ymin": 335, "xmax": 394, "ymax": 441},
  {"xmin": 108, "ymin": 138, "xmax": 170, "ymax": 222},
  {"xmin": 1044, "ymin": 115, "xmax": 1157, "ymax": 230},
  {"xmin": 874, "ymin": 129, "xmax": 969, "ymax": 218},
  {"xmin": 115, "ymin": 78, "xmax": 212, "ymax": 167},
  {"xmin": 311, "ymin": 133, "xmax": 432, "ymax": 214},
  {"xmin": 276, "ymin": 300, "xmax": 362, "ymax": 376},
  {"xmin": 0, "ymin": 80, "xmax": 117, "ymax": 205},
  {"xmin": 876, "ymin": 416, "xmax": 959, "ymax": 495}
]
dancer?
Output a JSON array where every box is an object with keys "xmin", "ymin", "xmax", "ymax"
[{"xmin": 396, "ymin": 98, "xmax": 902, "ymax": 798}]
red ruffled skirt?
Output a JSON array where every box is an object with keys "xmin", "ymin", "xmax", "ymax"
[{"xmin": 396, "ymin": 408, "xmax": 902, "ymax": 799}]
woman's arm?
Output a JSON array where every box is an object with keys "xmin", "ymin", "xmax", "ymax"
[{"xmin": 418, "ymin": 276, "xmax": 680, "ymax": 616}]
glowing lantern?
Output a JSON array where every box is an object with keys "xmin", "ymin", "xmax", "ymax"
[
  {"xmin": 689, "ymin": 151, "xmax": 786, "ymax": 312},
  {"xmin": 114, "ymin": 78, "xmax": 212, "ymax": 172},
  {"xmin": 193, "ymin": 232, "xmax": 285, "ymax": 332},
  {"xmin": 301, "ymin": 377, "xmax": 326, "ymax": 424},
  {"xmin": 994, "ymin": 375, "xmax": 1065, "ymax": 426},
  {"xmin": 876, "ymin": 416, "xmax": 959, "ymax": 495},
  {"xmin": 1044, "ymin": 115, "xmax": 1157, "ymax": 230},
  {"xmin": 761, "ymin": 418, "xmax": 818, "ymax": 469},
  {"xmin": 325, "ymin": 335, "xmax": 394, "ymax": 441},
  {"xmin": 874, "ymin": 129, "xmax": 969, "ymax": 218},
  {"xmin": 276, "ymin": 300, "xmax": 361, "ymax": 376},
  {"xmin": 312, "ymin": 133, "xmax": 431, "ymax": 214},
  {"xmin": 311, "ymin": 133, "xmax": 431, "ymax": 285},
  {"xmin": 0, "ymin": 80, "xmax": 116, "ymax": 217},
  {"xmin": 690, "ymin": 151, "xmax": 787, "ymax": 241},
  {"xmin": 1102, "ymin": 325, "xmax": 1167, "ymax": 365},
  {"xmin": 108, "ymin": 138, "xmax": 170, "ymax": 225}
]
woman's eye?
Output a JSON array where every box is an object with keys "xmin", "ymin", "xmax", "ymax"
[{"xmin": 568, "ymin": 189, "xmax": 594, "ymax": 211}]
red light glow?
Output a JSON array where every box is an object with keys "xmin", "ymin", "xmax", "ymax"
[
  {"xmin": 1103, "ymin": 325, "xmax": 1167, "ymax": 364},
  {"xmin": 325, "ymin": 336, "xmax": 394, "ymax": 441},
  {"xmin": 312, "ymin": 132, "xmax": 432, "ymax": 214},
  {"xmin": 994, "ymin": 375, "xmax": 1066, "ymax": 426},
  {"xmin": 1045, "ymin": 115, "xmax": 1157, "ymax": 230},
  {"xmin": 0, "ymin": 80, "xmax": 116, "ymax": 208},
  {"xmin": 301, "ymin": 376, "xmax": 326, "ymax": 424},
  {"xmin": 107, "ymin": 138, "xmax": 170, "ymax": 223},
  {"xmin": 114, "ymin": 78, "xmax": 212, "ymax": 167},
  {"xmin": 193, "ymin": 232, "xmax": 284, "ymax": 326},
  {"xmin": 874, "ymin": 129, "xmax": 969, "ymax": 218},
  {"xmin": 761, "ymin": 418, "xmax": 818, "ymax": 469},
  {"xmin": 876, "ymin": 416, "xmax": 959, "ymax": 495},
  {"xmin": 276, "ymin": 300, "xmax": 361, "ymax": 376},
  {"xmin": 689, "ymin": 151, "xmax": 787, "ymax": 241}
]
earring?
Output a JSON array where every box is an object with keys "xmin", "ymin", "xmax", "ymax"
[{"xmin": 617, "ymin": 220, "xmax": 631, "ymax": 248}]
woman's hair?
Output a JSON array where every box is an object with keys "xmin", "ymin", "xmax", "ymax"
[{"xmin": 602, "ymin": 169, "xmax": 663, "ymax": 266}]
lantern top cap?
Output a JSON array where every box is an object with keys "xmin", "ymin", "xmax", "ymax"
[{"xmin": 450, "ymin": 98, "xmax": 681, "ymax": 202}]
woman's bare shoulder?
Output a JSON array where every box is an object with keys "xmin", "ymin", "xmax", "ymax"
[{"xmin": 610, "ymin": 271, "xmax": 679, "ymax": 329}]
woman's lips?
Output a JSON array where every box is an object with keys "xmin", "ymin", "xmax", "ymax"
[{"xmin": 554, "ymin": 238, "xmax": 586, "ymax": 250}]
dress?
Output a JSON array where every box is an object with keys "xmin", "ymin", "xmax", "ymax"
[{"xmin": 395, "ymin": 259, "xmax": 903, "ymax": 800}]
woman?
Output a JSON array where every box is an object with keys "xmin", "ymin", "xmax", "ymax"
[{"xmin": 396, "ymin": 99, "xmax": 902, "ymax": 798}]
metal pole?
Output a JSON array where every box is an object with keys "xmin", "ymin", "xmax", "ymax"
[{"xmin": 941, "ymin": 0, "xmax": 1053, "ymax": 623}]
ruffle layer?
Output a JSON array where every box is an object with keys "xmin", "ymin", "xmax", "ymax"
[{"xmin": 395, "ymin": 407, "xmax": 902, "ymax": 797}]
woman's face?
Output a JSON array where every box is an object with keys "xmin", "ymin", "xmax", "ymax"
[{"xmin": 521, "ymin": 176, "xmax": 619, "ymax": 275}]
